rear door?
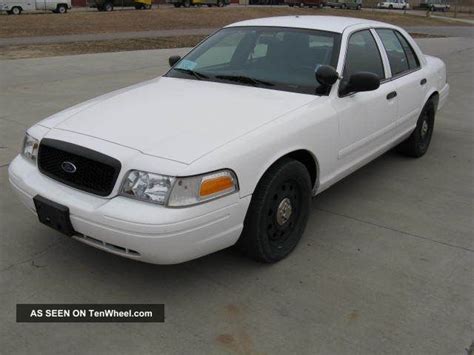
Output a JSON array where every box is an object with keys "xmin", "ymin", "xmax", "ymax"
[
  {"xmin": 374, "ymin": 29, "xmax": 426, "ymax": 136},
  {"xmin": 333, "ymin": 29, "xmax": 398, "ymax": 165}
]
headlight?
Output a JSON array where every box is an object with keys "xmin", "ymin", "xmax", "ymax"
[
  {"xmin": 120, "ymin": 170, "xmax": 175, "ymax": 205},
  {"xmin": 120, "ymin": 169, "xmax": 238, "ymax": 207},
  {"xmin": 21, "ymin": 133, "xmax": 39, "ymax": 163}
]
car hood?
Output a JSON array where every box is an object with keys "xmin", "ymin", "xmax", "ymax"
[{"xmin": 40, "ymin": 77, "xmax": 316, "ymax": 164}]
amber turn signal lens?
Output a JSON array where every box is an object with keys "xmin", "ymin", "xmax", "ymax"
[{"xmin": 200, "ymin": 176, "xmax": 234, "ymax": 197}]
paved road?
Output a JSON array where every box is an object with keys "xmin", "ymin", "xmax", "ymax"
[
  {"xmin": 0, "ymin": 38, "xmax": 473, "ymax": 354},
  {"xmin": 1, "ymin": 25, "xmax": 472, "ymax": 47}
]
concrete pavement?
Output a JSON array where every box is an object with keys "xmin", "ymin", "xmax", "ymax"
[{"xmin": 0, "ymin": 38, "xmax": 473, "ymax": 354}]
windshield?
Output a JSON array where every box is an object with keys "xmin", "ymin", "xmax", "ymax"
[{"xmin": 166, "ymin": 26, "xmax": 341, "ymax": 95}]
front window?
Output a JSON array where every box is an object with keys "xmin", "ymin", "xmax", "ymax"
[
  {"xmin": 339, "ymin": 29, "xmax": 385, "ymax": 96},
  {"xmin": 166, "ymin": 26, "xmax": 341, "ymax": 95}
]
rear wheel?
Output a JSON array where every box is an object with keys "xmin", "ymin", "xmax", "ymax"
[
  {"xmin": 341, "ymin": 3, "xmax": 346, "ymax": 8},
  {"xmin": 103, "ymin": 2, "xmax": 113, "ymax": 11},
  {"xmin": 238, "ymin": 158, "xmax": 312, "ymax": 263},
  {"xmin": 388, "ymin": 4, "xmax": 393, "ymax": 8},
  {"xmin": 183, "ymin": 0, "xmax": 191, "ymax": 7},
  {"xmin": 397, "ymin": 98, "xmax": 436, "ymax": 158},
  {"xmin": 57, "ymin": 4, "xmax": 67, "ymax": 13},
  {"xmin": 174, "ymin": 2, "xmax": 181, "ymax": 6},
  {"xmin": 299, "ymin": 2, "xmax": 304, "ymax": 7},
  {"xmin": 217, "ymin": 0, "xmax": 224, "ymax": 7},
  {"xmin": 11, "ymin": 6, "xmax": 22, "ymax": 14}
]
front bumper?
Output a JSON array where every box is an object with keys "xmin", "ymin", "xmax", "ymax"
[{"xmin": 8, "ymin": 155, "xmax": 251, "ymax": 264}]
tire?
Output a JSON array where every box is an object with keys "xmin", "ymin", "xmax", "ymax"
[
  {"xmin": 57, "ymin": 4, "xmax": 67, "ymax": 13},
  {"xmin": 402, "ymin": 5, "xmax": 406, "ymax": 9},
  {"xmin": 238, "ymin": 158, "xmax": 312, "ymax": 263},
  {"xmin": 319, "ymin": 3, "xmax": 324, "ymax": 8},
  {"xmin": 289, "ymin": 3, "xmax": 294, "ymax": 6},
  {"xmin": 341, "ymin": 3, "xmax": 346, "ymax": 9},
  {"xmin": 388, "ymin": 4, "xmax": 393, "ymax": 9},
  {"xmin": 217, "ymin": 0, "xmax": 224, "ymax": 6},
  {"xmin": 397, "ymin": 98, "xmax": 436, "ymax": 158},
  {"xmin": 11, "ymin": 6, "xmax": 22, "ymax": 14},
  {"xmin": 174, "ymin": 3, "xmax": 181, "ymax": 6},
  {"xmin": 356, "ymin": 4, "xmax": 361, "ymax": 9},
  {"xmin": 299, "ymin": 2, "xmax": 304, "ymax": 7},
  {"xmin": 104, "ymin": 2, "xmax": 113, "ymax": 11},
  {"xmin": 183, "ymin": 0, "xmax": 191, "ymax": 7}
]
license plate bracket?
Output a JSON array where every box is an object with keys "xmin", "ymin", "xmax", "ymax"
[{"xmin": 33, "ymin": 195, "xmax": 75, "ymax": 236}]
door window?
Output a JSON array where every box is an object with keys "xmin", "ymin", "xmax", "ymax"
[
  {"xmin": 376, "ymin": 29, "xmax": 420, "ymax": 77},
  {"xmin": 340, "ymin": 30, "xmax": 385, "ymax": 95}
]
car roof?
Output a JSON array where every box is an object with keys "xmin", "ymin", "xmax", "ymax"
[{"xmin": 225, "ymin": 16, "xmax": 390, "ymax": 34}]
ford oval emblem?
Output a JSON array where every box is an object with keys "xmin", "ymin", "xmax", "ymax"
[{"xmin": 61, "ymin": 161, "xmax": 77, "ymax": 174}]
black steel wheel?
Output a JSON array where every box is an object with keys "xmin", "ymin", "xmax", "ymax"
[
  {"xmin": 238, "ymin": 158, "xmax": 312, "ymax": 263},
  {"xmin": 397, "ymin": 98, "xmax": 436, "ymax": 158}
]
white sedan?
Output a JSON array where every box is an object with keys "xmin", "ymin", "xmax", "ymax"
[
  {"xmin": 377, "ymin": 0, "xmax": 410, "ymax": 9},
  {"xmin": 9, "ymin": 16, "xmax": 449, "ymax": 264}
]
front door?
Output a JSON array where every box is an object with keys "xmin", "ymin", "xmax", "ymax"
[{"xmin": 334, "ymin": 29, "xmax": 398, "ymax": 166}]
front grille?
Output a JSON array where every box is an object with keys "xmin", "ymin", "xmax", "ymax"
[{"xmin": 38, "ymin": 139, "xmax": 121, "ymax": 196}]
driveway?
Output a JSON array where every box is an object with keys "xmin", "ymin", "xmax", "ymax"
[{"xmin": 0, "ymin": 38, "xmax": 473, "ymax": 354}]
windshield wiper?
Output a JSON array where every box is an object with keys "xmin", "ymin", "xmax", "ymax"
[
  {"xmin": 215, "ymin": 74, "xmax": 274, "ymax": 87},
  {"xmin": 173, "ymin": 68, "xmax": 209, "ymax": 80}
]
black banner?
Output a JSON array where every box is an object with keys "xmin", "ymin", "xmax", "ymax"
[{"xmin": 17, "ymin": 304, "xmax": 164, "ymax": 323}]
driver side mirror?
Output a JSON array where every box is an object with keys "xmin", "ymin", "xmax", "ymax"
[
  {"xmin": 340, "ymin": 72, "xmax": 380, "ymax": 96},
  {"xmin": 315, "ymin": 65, "xmax": 339, "ymax": 87},
  {"xmin": 169, "ymin": 55, "xmax": 181, "ymax": 67}
]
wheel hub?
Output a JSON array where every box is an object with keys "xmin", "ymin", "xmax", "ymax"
[
  {"xmin": 421, "ymin": 119, "xmax": 429, "ymax": 138},
  {"xmin": 276, "ymin": 198, "xmax": 292, "ymax": 226}
]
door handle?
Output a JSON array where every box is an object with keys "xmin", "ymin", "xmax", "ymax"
[
  {"xmin": 386, "ymin": 91, "xmax": 397, "ymax": 100},
  {"xmin": 420, "ymin": 78, "xmax": 427, "ymax": 85}
]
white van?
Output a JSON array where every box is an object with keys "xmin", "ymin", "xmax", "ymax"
[{"xmin": 1, "ymin": 0, "xmax": 71, "ymax": 14}]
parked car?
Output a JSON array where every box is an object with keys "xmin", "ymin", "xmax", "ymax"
[
  {"xmin": 0, "ymin": 0, "xmax": 70, "ymax": 14},
  {"xmin": 286, "ymin": 0, "xmax": 325, "ymax": 8},
  {"xmin": 377, "ymin": 0, "xmax": 409, "ymax": 9},
  {"xmin": 326, "ymin": 0, "xmax": 362, "ymax": 9},
  {"xmin": 419, "ymin": 0, "xmax": 450, "ymax": 11},
  {"xmin": 167, "ymin": 0, "xmax": 229, "ymax": 7},
  {"xmin": 9, "ymin": 16, "xmax": 449, "ymax": 264},
  {"xmin": 88, "ymin": 0, "xmax": 151, "ymax": 11}
]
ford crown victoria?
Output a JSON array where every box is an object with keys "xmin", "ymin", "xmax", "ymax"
[{"xmin": 9, "ymin": 16, "xmax": 449, "ymax": 264}]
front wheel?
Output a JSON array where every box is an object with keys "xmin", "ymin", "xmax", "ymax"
[
  {"xmin": 397, "ymin": 98, "xmax": 436, "ymax": 158},
  {"xmin": 217, "ymin": 0, "xmax": 224, "ymax": 6},
  {"xmin": 183, "ymin": 0, "xmax": 191, "ymax": 7},
  {"xmin": 341, "ymin": 3, "xmax": 346, "ymax": 9},
  {"xmin": 356, "ymin": 4, "xmax": 361, "ymax": 9},
  {"xmin": 238, "ymin": 158, "xmax": 312, "ymax": 263},
  {"xmin": 10, "ymin": 6, "xmax": 22, "ymax": 14}
]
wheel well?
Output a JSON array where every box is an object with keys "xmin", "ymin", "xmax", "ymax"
[
  {"xmin": 428, "ymin": 91, "xmax": 439, "ymax": 110},
  {"xmin": 275, "ymin": 150, "xmax": 318, "ymax": 189}
]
